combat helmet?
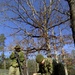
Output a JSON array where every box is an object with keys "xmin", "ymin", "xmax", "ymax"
[
  {"xmin": 36, "ymin": 54, "xmax": 44, "ymax": 63},
  {"xmin": 14, "ymin": 45, "xmax": 21, "ymax": 49}
]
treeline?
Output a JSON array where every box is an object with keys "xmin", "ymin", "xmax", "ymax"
[{"xmin": 0, "ymin": 55, "xmax": 75, "ymax": 75}]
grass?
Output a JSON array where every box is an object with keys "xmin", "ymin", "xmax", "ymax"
[{"xmin": 0, "ymin": 69, "xmax": 8, "ymax": 75}]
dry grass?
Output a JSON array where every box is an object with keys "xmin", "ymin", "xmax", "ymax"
[{"xmin": 0, "ymin": 69, "xmax": 8, "ymax": 75}]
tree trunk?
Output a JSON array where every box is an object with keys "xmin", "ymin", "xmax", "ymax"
[
  {"xmin": 59, "ymin": 27, "xmax": 68, "ymax": 75},
  {"xmin": 52, "ymin": 28, "xmax": 58, "ymax": 63},
  {"xmin": 61, "ymin": 48, "xmax": 68, "ymax": 75},
  {"xmin": 67, "ymin": 0, "xmax": 75, "ymax": 46}
]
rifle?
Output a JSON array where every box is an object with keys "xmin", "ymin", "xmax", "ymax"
[{"xmin": 14, "ymin": 50, "xmax": 24, "ymax": 75}]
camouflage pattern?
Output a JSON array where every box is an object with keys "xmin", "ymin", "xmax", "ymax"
[
  {"xmin": 10, "ymin": 51, "xmax": 25, "ymax": 67},
  {"xmin": 36, "ymin": 54, "xmax": 44, "ymax": 63},
  {"xmin": 9, "ymin": 66, "xmax": 20, "ymax": 75},
  {"xmin": 9, "ymin": 47, "xmax": 25, "ymax": 75},
  {"xmin": 36, "ymin": 55, "xmax": 53, "ymax": 75}
]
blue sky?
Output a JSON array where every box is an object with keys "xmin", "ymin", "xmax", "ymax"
[{"xmin": 0, "ymin": 0, "xmax": 75, "ymax": 57}]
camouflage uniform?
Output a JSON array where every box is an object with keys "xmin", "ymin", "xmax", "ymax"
[
  {"xmin": 35, "ymin": 54, "xmax": 53, "ymax": 75},
  {"xmin": 9, "ymin": 45, "xmax": 25, "ymax": 75}
]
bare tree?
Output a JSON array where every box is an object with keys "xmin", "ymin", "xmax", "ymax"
[
  {"xmin": 0, "ymin": 1, "xmax": 74, "ymax": 75},
  {"xmin": 0, "ymin": 0, "xmax": 72, "ymax": 55}
]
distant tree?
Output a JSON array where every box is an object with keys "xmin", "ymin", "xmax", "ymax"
[
  {"xmin": 0, "ymin": 34, "xmax": 6, "ymax": 69},
  {"xmin": 28, "ymin": 59, "xmax": 37, "ymax": 75},
  {"xmin": 0, "ymin": 56, "xmax": 10, "ymax": 69},
  {"xmin": 0, "ymin": 34, "xmax": 6, "ymax": 50},
  {"xmin": 5, "ymin": 57, "xmax": 10, "ymax": 69},
  {"xmin": 66, "ymin": 57, "xmax": 75, "ymax": 75},
  {"xmin": 61, "ymin": 52, "xmax": 75, "ymax": 75}
]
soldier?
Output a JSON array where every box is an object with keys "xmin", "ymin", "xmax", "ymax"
[
  {"xmin": 9, "ymin": 45, "xmax": 25, "ymax": 75},
  {"xmin": 33, "ymin": 54, "xmax": 53, "ymax": 75}
]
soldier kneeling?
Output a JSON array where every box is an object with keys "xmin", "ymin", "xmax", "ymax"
[{"xmin": 33, "ymin": 54, "xmax": 53, "ymax": 75}]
